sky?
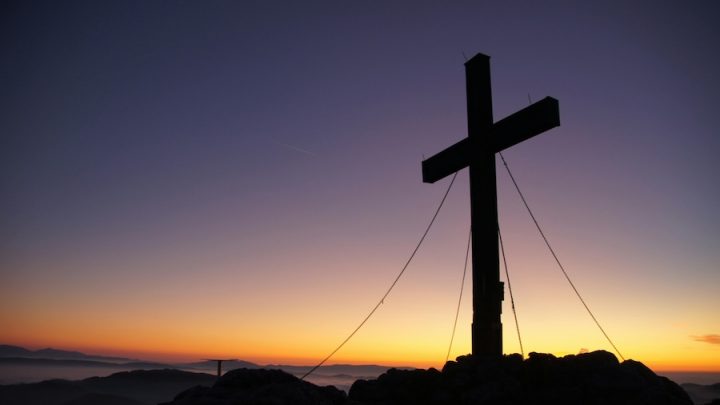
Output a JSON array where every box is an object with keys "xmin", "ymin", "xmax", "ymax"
[{"xmin": 1, "ymin": 1, "xmax": 719, "ymax": 372}]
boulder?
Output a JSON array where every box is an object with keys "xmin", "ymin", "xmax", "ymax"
[
  {"xmin": 348, "ymin": 351, "xmax": 693, "ymax": 405},
  {"xmin": 161, "ymin": 368, "xmax": 346, "ymax": 405},
  {"xmin": 159, "ymin": 353, "xmax": 694, "ymax": 405}
]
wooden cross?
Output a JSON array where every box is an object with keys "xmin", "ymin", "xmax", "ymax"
[
  {"xmin": 422, "ymin": 53, "xmax": 560, "ymax": 357},
  {"xmin": 206, "ymin": 358, "xmax": 237, "ymax": 377}
]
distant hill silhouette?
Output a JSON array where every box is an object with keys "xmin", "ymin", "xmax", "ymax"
[
  {"xmin": 0, "ymin": 369, "xmax": 215, "ymax": 405},
  {"xmin": 682, "ymin": 382, "xmax": 720, "ymax": 405},
  {"xmin": 0, "ymin": 357, "xmax": 170, "ymax": 370},
  {"xmin": 182, "ymin": 359, "xmax": 259, "ymax": 370},
  {"xmin": 0, "ymin": 343, "xmax": 390, "ymax": 388},
  {"xmin": 267, "ymin": 363, "xmax": 397, "ymax": 377},
  {"xmin": 0, "ymin": 345, "xmax": 33, "ymax": 357},
  {"xmin": 0, "ymin": 345, "xmax": 134, "ymax": 363},
  {"xmin": 0, "ymin": 345, "xmax": 340, "ymax": 374}
]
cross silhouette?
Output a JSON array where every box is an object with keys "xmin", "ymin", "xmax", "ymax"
[{"xmin": 422, "ymin": 53, "xmax": 560, "ymax": 356}]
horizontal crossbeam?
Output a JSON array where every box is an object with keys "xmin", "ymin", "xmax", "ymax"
[
  {"xmin": 421, "ymin": 97, "xmax": 560, "ymax": 183},
  {"xmin": 422, "ymin": 138, "xmax": 471, "ymax": 184},
  {"xmin": 492, "ymin": 97, "xmax": 560, "ymax": 152}
]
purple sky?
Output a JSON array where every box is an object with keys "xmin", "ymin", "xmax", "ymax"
[{"xmin": 1, "ymin": 1, "xmax": 719, "ymax": 368}]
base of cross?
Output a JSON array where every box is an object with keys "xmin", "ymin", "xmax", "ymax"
[
  {"xmin": 472, "ymin": 321, "xmax": 502, "ymax": 357},
  {"xmin": 472, "ymin": 280, "xmax": 504, "ymax": 356}
]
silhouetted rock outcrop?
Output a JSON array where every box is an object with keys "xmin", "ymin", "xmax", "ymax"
[
  {"xmin": 158, "ymin": 352, "xmax": 694, "ymax": 404},
  {"xmin": 60, "ymin": 392, "xmax": 146, "ymax": 405},
  {"xmin": 348, "ymin": 351, "xmax": 692, "ymax": 405},
  {"xmin": 0, "ymin": 379, "xmax": 89, "ymax": 405},
  {"xmin": 162, "ymin": 368, "xmax": 346, "ymax": 405}
]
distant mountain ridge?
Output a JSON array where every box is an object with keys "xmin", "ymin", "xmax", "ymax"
[
  {"xmin": 0, "ymin": 344, "xmax": 391, "ymax": 383},
  {"xmin": 681, "ymin": 382, "xmax": 720, "ymax": 405},
  {"xmin": 0, "ymin": 345, "xmax": 135, "ymax": 363},
  {"xmin": 0, "ymin": 357, "xmax": 173, "ymax": 370},
  {"xmin": 181, "ymin": 359, "xmax": 258, "ymax": 370},
  {"xmin": 0, "ymin": 345, "xmax": 263, "ymax": 369}
]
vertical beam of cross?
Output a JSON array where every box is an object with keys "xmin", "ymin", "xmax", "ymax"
[
  {"xmin": 465, "ymin": 54, "xmax": 503, "ymax": 357},
  {"xmin": 206, "ymin": 358, "xmax": 237, "ymax": 377}
]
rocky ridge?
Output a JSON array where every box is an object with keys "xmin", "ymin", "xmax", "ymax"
[
  {"xmin": 349, "ymin": 350, "xmax": 692, "ymax": 404},
  {"xmin": 162, "ymin": 350, "xmax": 694, "ymax": 404}
]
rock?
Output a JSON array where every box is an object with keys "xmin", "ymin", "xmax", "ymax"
[
  {"xmin": 161, "ymin": 368, "xmax": 346, "ymax": 405},
  {"xmin": 0, "ymin": 369, "xmax": 216, "ymax": 405},
  {"xmin": 348, "ymin": 351, "xmax": 693, "ymax": 405},
  {"xmin": 158, "ymin": 353, "xmax": 694, "ymax": 405},
  {"xmin": 60, "ymin": 392, "xmax": 146, "ymax": 405}
]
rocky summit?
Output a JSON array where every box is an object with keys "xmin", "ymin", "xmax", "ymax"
[
  {"xmin": 161, "ymin": 368, "xmax": 346, "ymax": 405},
  {"xmin": 349, "ymin": 350, "xmax": 692, "ymax": 405},
  {"xmin": 161, "ymin": 351, "xmax": 693, "ymax": 405}
]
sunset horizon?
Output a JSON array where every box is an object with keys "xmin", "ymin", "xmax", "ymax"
[{"xmin": 4, "ymin": 328, "xmax": 719, "ymax": 372}]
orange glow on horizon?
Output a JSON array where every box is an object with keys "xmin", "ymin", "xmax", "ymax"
[
  {"xmin": 3, "ymin": 334, "xmax": 718, "ymax": 372},
  {"xmin": 2, "ymin": 268, "xmax": 718, "ymax": 373}
]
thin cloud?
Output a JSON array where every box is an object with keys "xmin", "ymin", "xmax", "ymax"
[
  {"xmin": 691, "ymin": 334, "xmax": 720, "ymax": 345},
  {"xmin": 271, "ymin": 140, "xmax": 318, "ymax": 157}
]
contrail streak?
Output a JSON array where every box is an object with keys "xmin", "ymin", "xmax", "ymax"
[{"xmin": 271, "ymin": 140, "xmax": 318, "ymax": 157}]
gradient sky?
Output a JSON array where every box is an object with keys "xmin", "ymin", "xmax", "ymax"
[{"xmin": 1, "ymin": 1, "xmax": 719, "ymax": 371}]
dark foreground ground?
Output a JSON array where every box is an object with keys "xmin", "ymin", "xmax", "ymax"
[
  {"xmin": 0, "ymin": 369, "xmax": 214, "ymax": 405},
  {"xmin": 162, "ymin": 351, "xmax": 701, "ymax": 405},
  {"xmin": 1, "ymin": 351, "xmax": 718, "ymax": 405}
]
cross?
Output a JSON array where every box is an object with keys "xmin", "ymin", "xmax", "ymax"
[
  {"xmin": 422, "ymin": 53, "xmax": 560, "ymax": 357},
  {"xmin": 205, "ymin": 358, "xmax": 237, "ymax": 377}
]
